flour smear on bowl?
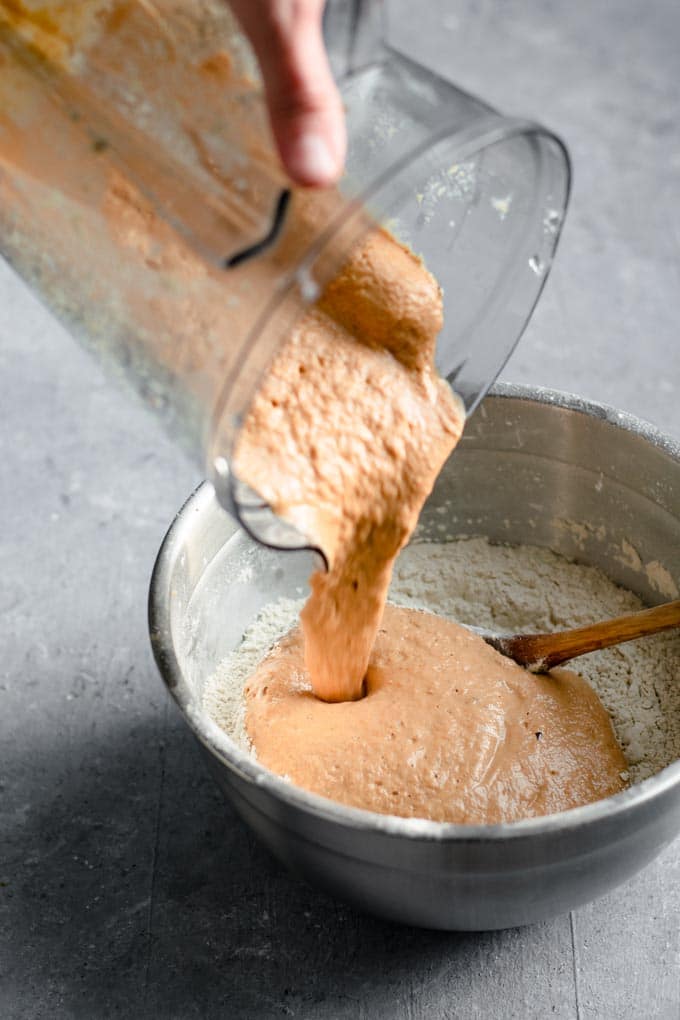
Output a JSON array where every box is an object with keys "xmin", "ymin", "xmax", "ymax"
[{"xmin": 203, "ymin": 538, "xmax": 680, "ymax": 785}]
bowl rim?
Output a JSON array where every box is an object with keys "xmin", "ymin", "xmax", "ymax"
[{"xmin": 148, "ymin": 382, "xmax": 680, "ymax": 845}]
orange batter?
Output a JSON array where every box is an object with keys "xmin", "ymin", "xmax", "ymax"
[
  {"xmin": 245, "ymin": 605, "xmax": 628, "ymax": 823},
  {"xmin": 235, "ymin": 200, "xmax": 627, "ymax": 824},
  {"xmin": 233, "ymin": 145, "xmax": 627, "ymax": 823},
  {"xmin": 234, "ymin": 231, "xmax": 465, "ymax": 702}
]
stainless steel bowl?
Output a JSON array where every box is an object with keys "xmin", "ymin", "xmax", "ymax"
[{"xmin": 149, "ymin": 384, "xmax": 680, "ymax": 930}]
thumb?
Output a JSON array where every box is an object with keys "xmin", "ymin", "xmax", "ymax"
[{"xmin": 229, "ymin": 1, "xmax": 346, "ymax": 187}]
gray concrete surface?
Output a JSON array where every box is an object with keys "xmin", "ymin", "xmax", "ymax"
[{"xmin": 2, "ymin": 1, "xmax": 679, "ymax": 1017}]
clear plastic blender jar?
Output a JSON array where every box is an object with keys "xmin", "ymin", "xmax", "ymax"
[{"xmin": 0, "ymin": 0, "xmax": 570, "ymax": 551}]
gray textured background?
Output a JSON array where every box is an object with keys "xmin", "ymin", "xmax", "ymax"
[{"xmin": 2, "ymin": 1, "xmax": 679, "ymax": 1017}]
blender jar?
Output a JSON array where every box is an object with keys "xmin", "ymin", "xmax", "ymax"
[{"xmin": 0, "ymin": 0, "xmax": 570, "ymax": 549}]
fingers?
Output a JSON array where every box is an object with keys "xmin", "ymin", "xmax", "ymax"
[{"xmin": 229, "ymin": 1, "xmax": 346, "ymax": 187}]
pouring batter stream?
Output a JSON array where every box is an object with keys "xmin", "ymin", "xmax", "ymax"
[{"xmin": 234, "ymin": 228, "xmax": 465, "ymax": 702}]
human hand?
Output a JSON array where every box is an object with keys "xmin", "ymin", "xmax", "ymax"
[{"xmin": 228, "ymin": 0, "xmax": 345, "ymax": 187}]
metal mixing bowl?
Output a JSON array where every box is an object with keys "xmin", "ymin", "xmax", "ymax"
[{"xmin": 149, "ymin": 384, "xmax": 680, "ymax": 930}]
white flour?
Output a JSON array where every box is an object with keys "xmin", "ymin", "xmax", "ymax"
[{"xmin": 202, "ymin": 538, "xmax": 680, "ymax": 784}]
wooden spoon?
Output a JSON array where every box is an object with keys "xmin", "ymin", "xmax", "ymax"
[{"xmin": 483, "ymin": 599, "xmax": 680, "ymax": 673}]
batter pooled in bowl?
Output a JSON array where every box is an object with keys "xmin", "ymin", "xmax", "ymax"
[{"xmin": 244, "ymin": 604, "xmax": 627, "ymax": 823}]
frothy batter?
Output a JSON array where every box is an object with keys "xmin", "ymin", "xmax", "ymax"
[
  {"xmin": 234, "ymin": 231, "xmax": 465, "ymax": 702},
  {"xmin": 233, "ymin": 224, "xmax": 628, "ymax": 824},
  {"xmin": 245, "ymin": 605, "xmax": 628, "ymax": 823}
]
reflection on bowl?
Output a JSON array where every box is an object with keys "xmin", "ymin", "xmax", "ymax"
[{"xmin": 149, "ymin": 384, "xmax": 680, "ymax": 931}]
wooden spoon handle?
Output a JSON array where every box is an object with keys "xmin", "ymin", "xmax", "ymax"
[{"xmin": 496, "ymin": 599, "xmax": 680, "ymax": 672}]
